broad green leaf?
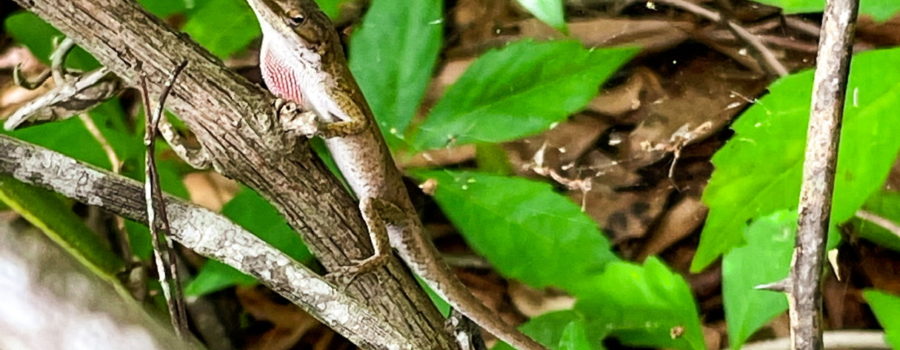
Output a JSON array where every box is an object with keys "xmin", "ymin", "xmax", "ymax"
[
  {"xmin": 692, "ymin": 47, "xmax": 900, "ymax": 271},
  {"xmin": 183, "ymin": 0, "xmax": 260, "ymax": 58},
  {"xmin": 557, "ymin": 320, "xmax": 593, "ymax": 350},
  {"xmin": 137, "ymin": 0, "xmax": 191, "ymax": 17},
  {"xmin": 5, "ymin": 116, "xmax": 110, "ymax": 169},
  {"xmin": 315, "ymin": 0, "xmax": 345, "ymax": 19},
  {"xmin": 852, "ymin": 191, "xmax": 900, "ymax": 252},
  {"xmin": 515, "ymin": 0, "xmax": 567, "ymax": 32},
  {"xmin": 189, "ymin": 187, "xmax": 313, "ymax": 295},
  {"xmin": 223, "ymin": 189, "xmax": 311, "ymax": 264},
  {"xmin": 185, "ymin": 260, "xmax": 256, "ymax": 296},
  {"xmin": 416, "ymin": 277, "xmax": 452, "ymax": 317},
  {"xmin": 864, "ymin": 290, "xmax": 900, "ymax": 349},
  {"xmin": 493, "ymin": 310, "xmax": 603, "ymax": 350},
  {"xmin": 755, "ymin": 0, "xmax": 900, "ymax": 21},
  {"xmin": 723, "ymin": 210, "xmax": 795, "ymax": 349},
  {"xmin": 412, "ymin": 41, "xmax": 636, "ymax": 151},
  {"xmin": 5, "ymin": 12, "xmax": 99, "ymax": 70},
  {"xmin": 412, "ymin": 170, "xmax": 617, "ymax": 291},
  {"xmin": 576, "ymin": 258, "xmax": 705, "ymax": 350},
  {"xmin": 349, "ymin": 0, "xmax": 442, "ymax": 148},
  {"xmin": 0, "ymin": 176, "xmax": 125, "ymax": 283}
]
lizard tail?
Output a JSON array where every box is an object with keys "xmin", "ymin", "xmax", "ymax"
[{"xmin": 397, "ymin": 238, "xmax": 547, "ymax": 350}]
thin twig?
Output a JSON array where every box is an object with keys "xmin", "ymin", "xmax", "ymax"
[
  {"xmin": 855, "ymin": 210, "xmax": 900, "ymax": 239},
  {"xmin": 12, "ymin": 36, "xmax": 76, "ymax": 90},
  {"xmin": 140, "ymin": 61, "xmax": 190, "ymax": 338},
  {"xmin": 651, "ymin": 0, "xmax": 789, "ymax": 76},
  {"xmin": 790, "ymin": 0, "xmax": 859, "ymax": 348},
  {"xmin": 785, "ymin": 17, "xmax": 824, "ymax": 38},
  {"xmin": 743, "ymin": 330, "xmax": 889, "ymax": 350},
  {"xmin": 49, "ymin": 37, "xmax": 76, "ymax": 83}
]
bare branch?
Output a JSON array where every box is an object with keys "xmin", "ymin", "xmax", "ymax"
[
  {"xmin": 790, "ymin": 0, "xmax": 859, "ymax": 348},
  {"xmin": 141, "ymin": 61, "xmax": 190, "ymax": 338},
  {"xmin": 0, "ymin": 134, "xmax": 410, "ymax": 349}
]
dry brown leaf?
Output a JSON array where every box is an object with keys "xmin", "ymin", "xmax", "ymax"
[
  {"xmin": 508, "ymin": 282, "xmax": 574, "ymax": 318},
  {"xmin": 237, "ymin": 285, "xmax": 321, "ymax": 350},
  {"xmin": 573, "ymin": 181, "xmax": 671, "ymax": 244},
  {"xmin": 183, "ymin": 171, "xmax": 239, "ymax": 211},
  {"xmin": 639, "ymin": 195, "xmax": 707, "ymax": 260}
]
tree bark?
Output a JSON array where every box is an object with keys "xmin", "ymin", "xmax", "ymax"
[{"xmin": 8, "ymin": 0, "xmax": 455, "ymax": 348}]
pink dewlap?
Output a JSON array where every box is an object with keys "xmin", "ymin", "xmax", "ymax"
[{"xmin": 261, "ymin": 46, "xmax": 304, "ymax": 104}]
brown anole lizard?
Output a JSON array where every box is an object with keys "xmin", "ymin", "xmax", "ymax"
[{"xmin": 244, "ymin": 0, "xmax": 545, "ymax": 349}]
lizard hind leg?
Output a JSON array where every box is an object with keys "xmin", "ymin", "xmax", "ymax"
[{"xmin": 325, "ymin": 198, "xmax": 393, "ymax": 287}]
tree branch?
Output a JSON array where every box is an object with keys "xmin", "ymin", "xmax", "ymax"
[
  {"xmin": 8, "ymin": 0, "xmax": 454, "ymax": 347},
  {"xmin": 790, "ymin": 0, "xmax": 859, "ymax": 348},
  {"xmin": 0, "ymin": 134, "xmax": 410, "ymax": 349}
]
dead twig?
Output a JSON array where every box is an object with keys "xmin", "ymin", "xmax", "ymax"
[
  {"xmin": 651, "ymin": 0, "xmax": 790, "ymax": 76},
  {"xmin": 790, "ymin": 0, "xmax": 859, "ymax": 348},
  {"xmin": 140, "ymin": 61, "xmax": 190, "ymax": 338},
  {"xmin": 743, "ymin": 330, "xmax": 889, "ymax": 350},
  {"xmin": 855, "ymin": 210, "xmax": 900, "ymax": 239}
]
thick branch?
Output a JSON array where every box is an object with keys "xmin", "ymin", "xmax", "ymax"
[
  {"xmin": 0, "ymin": 134, "xmax": 409, "ymax": 349},
  {"xmin": 9, "ymin": 0, "xmax": 452, "ymax": 347},
  {"xmin": 790, "ymin": 0, "xmax": 859, "ymax": 348}
]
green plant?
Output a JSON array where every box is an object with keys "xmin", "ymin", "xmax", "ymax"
[{"xmin": 6, "ymin": 0, "xmax": 900, "ymax": 349}]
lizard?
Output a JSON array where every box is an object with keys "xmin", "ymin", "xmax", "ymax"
[{"xmin": 244, "ymin": 0, "xmax": 546, "ymax": 349}]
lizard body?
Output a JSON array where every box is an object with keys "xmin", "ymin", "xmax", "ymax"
[{"xmin": 245, "ymin": 0, "xmax": 545, "ymax": 349}]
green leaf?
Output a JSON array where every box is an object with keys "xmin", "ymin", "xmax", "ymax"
[
  {"xmin": 852, "ymin": 191, "xmax": 900, "ymax": 252},
  {"xmin": 5, "ymin": 116, "xmax": 111, "ymax": 170},
  {"xmin": 349, "ymin": 0, "xmax": 442, "ymax": 148},
  {"xmin": 864, "ymin": 290, "xmax": 900, "ymax": 349},
  {"xmin": 754, "ymin": 0, "xmax": 900, "ymax": 21},
  {"xmin": 412, "ymin": 41, "xmax": 636, "ymax": 151},
  {"xmin": 183, "ymin": 0, "xmax": 260, "ymax": 58},
  {"xmin": 5, "ymin": 12, "xmax": 99, "ymax": 70},
  {"xmin": 185, "ymin": 260, "xmax": 256, "ymax": 296},
  {"xmin": 187, "ymin": 187, "xmax": 314, "ymax": 295},
  {"xmin": 0, "ymin": 176, "xmax": 125, "ymax": 283},
  {"xmin": 416, "ymin": 276, "xmax": 452, "ymax": 317},
  {"xmin": 315, "ymin": 0, "xmax": 345, "ymax": 19},
  {"xmin": 557, "ymin": 320, "xmax": 594, "ymax": 350},
  {"xmin": 137, "ymin": 0, "xmax": 191, "ymax": 17},
  {"xmin": 412, "ymin": 170, "xmax": 617, "ymax": 291},
  {"xmin": 515, "ymin": 0, "xmax": 567, "ymax": 32},
  {"xmin": 692, "ymin": 47, "xmax": 900, "ymax": 271},
  {"xmin": 575, "ymin": 258, "xmax": 706, "ymax": 350},
  {"xmin": 722, "ymin": 210, "xmax": 795, "ymax": 349},
  {"xmin": 493, "ymin": 310, "xmax": 604, "ymax": 350},
  {"xmin": 223, "ymin": 188, "xmax": 313, "ymax": 263}
]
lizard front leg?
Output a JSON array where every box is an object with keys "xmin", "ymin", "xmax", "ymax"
[{"xmin": 288, "ymin": 88, "xmax": 370, "ymax": 139}]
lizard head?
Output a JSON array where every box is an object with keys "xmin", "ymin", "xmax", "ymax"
[{"xmin": 246, "ymin": 0, "xmax": 338, "ymax": 59}]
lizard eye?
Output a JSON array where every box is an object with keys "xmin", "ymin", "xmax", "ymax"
[{"xmin": 286, "ymin": 10, "xmax": 305, "ymax": 27}]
